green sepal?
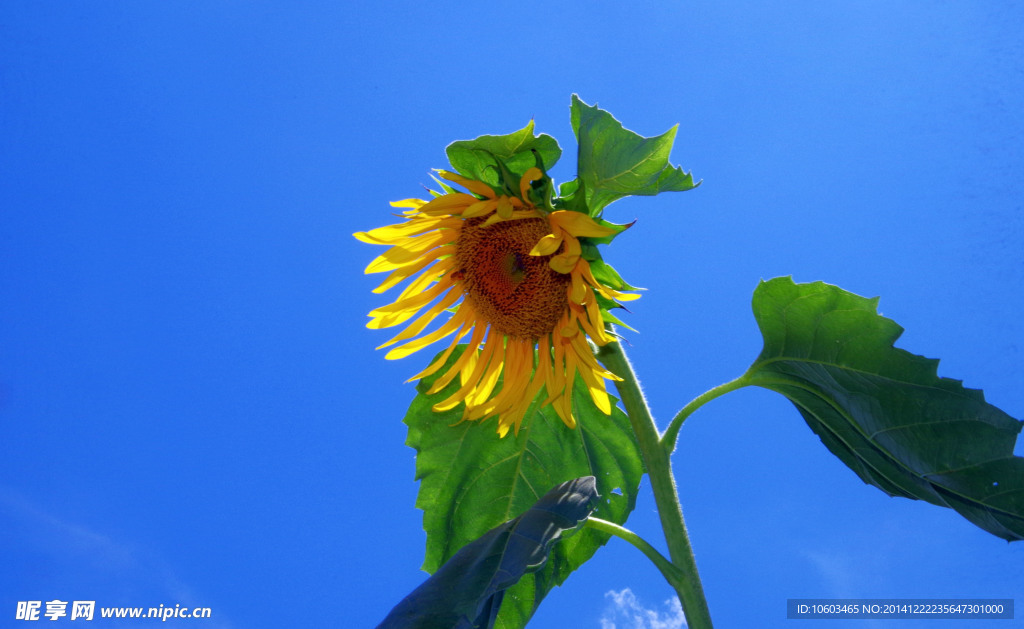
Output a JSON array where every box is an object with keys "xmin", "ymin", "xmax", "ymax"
[
  {"xmin": 523, "ymin": 150, "xmax": 556, "ymax": 211},
  {"xmin": 593, "ymin": 290, "xmax": 635, "ymax": 318},
  {"xmin": 557, "ymin": 178, "xmax": 579, "ymax": 201},
  {"xmin": 572, "ymin": 243, "xmax": 643, "ymax": 300},
  {"xmin": 429, "ymin": 173, "xmax": 459, "ymax": 196},
  {"xmin": 446, "ymin": 120, "xmax": 562, "ymax": 193},
  {"xmin": 589, "ymin": 257, "xmax": 641, "ymax": 292},
  {"xmin": 554, "ymin": 178, "xmax": 587, "ymax": 215},
  {"xmin": 582, "ymin": 217, "xmax": 635, "ymax": 247},
  {"xmin": 569, "ymin": 94, "xmax": 699, "ymax": 216},
  {"xmin": 600, "ymin": 308, "xmax": 637, "ymax": 334}
]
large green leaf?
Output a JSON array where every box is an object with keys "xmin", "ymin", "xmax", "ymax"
[
  {"xmin": 746, "ymin": 277, "xmax": 1024, "ymax": 541},
  {"xmin": 446, "ymin": 120, "xmax": 562, "ymax": 191},
  {"xmin": 568, "ymin": 94, "xmax": 698, "ymax": 216},
  {"xmin": 405, "ymin": 346, "xmax": 644, "ymax": 628},
  {"xmin": 377, "ymin": 476, "xmax": 599, "ymax": 629}
]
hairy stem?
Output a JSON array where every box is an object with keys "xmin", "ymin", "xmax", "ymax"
[
  {"xmin": 585, "ymin": 518, "xmax": 686, "ymax": 590},
  {"xmin": 661, "ymin": 374, "xmax": 751, "ymax": 454},
  {"xmin": 597, "ymin": 337, "xmax": 714, "ymax": 629}
]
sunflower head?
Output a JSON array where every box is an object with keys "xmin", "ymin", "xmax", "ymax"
[
  {"xmin": 355, "ymin": 162, "xmax": 638, "ymax": 436},
  {"xmin": 355, "ymin": 100, "xmax": 697, "ymax": 436}
]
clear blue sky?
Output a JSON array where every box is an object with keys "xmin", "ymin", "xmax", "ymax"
[{"xmin": 2, "ymin": 2, "xmax": 1022, "ymax": 628}]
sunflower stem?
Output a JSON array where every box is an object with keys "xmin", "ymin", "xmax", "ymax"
[
  {"xmin": 661, "ymin": 374, "xmax": 752, "ymax": 454},
  {"xmin": 597, "ymin": 335, "xmax": 714, "ymax": 629}
]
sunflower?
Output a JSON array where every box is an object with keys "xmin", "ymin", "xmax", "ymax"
[{"xmin": 355, "ymin": 167, "xmax": 638, "ymax": 437}]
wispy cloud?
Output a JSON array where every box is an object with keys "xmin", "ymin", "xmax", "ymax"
[
  {"xmin": 0, "ymin": 487, "xmax": 236, "ymax": 629},
  {"xmin": 600, "ymin": 588, "xmax": 686, "ymax": 629},
  {"xmin": 801, "ymin": 548, "xmax": 858, "ymax": 597}
]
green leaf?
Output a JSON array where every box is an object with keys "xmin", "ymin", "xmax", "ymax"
[
  {"xmin": 569, "ymin": 94, "xmax": 698, "ymax": 215},
  {"xmin": 377, "ymin": 476, "xmax": 599, "ymax": 629},
  {"xmin": 405, "ymin": 346, "xmax": 644, "ymax": 628},
  {"xmin": 746, "ymin": 277, "xmax": 1024, "ymax": 541},
  {"xmin": 446, "ymin": 121, "xmax": 562, "ymax": 192}
]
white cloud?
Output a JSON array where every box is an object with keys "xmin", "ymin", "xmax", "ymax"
[{"xmin": 600, "ymin": 588, "xmax": 686, "ymax": 629}]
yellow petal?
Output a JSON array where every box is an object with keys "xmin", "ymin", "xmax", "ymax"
[
  {"xmin": 578, "ymin": 258, "xmax": 641, "ymax": 302},
  {"xmin": 529, "ymin": 233, "xmax": 562, "ymax": 257},
  {"xmin": 570, "ymin": 337, "xmax": 611, "ymax": 415},
  {"xmin": 549, "ymin": 210, "xmax": 620, "ymax": 238},
  {"xmin": 496, "ymin": 196, "xmax": 513, "ymax": 219},
  {"xmin": 477, "ymin": 341, "xmax": 539, "ymax": 432},
  {"xmin": 481, "ymin": 208, "xmax": 536, "ymax": 227},
  {"xmin": 364, "ymin": 231, "xmax": 452, "ymax": 273},
  {"xmin": 564, "ymin": 232, "xmax": 582, "ymax": 256},
  {"xmin": 537, "ymin": 335, "xmax": 557, "ymax": 401},
  {"xmin": 372, "ymin": 255, "xmax": 437, "ymax": 294},
  {"xmin": 557, "ymin": 350, "xmax": 579, "ymax": 427},
  {"xmin": 418, "ymin": 192, "xmax": 478, "ymax": 216},
  {"xmin": 437, "ymin": 170, "xmax": 496, "ymax": 199},
  {"xmin": 596, "ymin": 284, "xmax": 642, "ymax": 302},
  {"xmin": 569, "ymin": 271, "xmax": 588, "ymax": 305},
  {"xmin": 368, "ymin": 281, "xmax": 447, "ymax": 323},
  {"xmin": 511, "ymin": 366, "xmax": 547, "ymax": 434},
  {"xmin": 388, "ymin": 264, "xmax": 440, "ymax": 305},
  {"xmin": 547, "ymin": 334, "xmax": 566, "ymax": 401},
  {"xmin": 547, "ymin": 231, "xmax": 582, "ymax": 273},
  {"xmin": 496, "ymin": 341, "xmax": 529, "ymax": 400},
  {"xmin": 519, "ymin": 167, "xmax": 543, "ymax": 200},
  {"xmin": 406, "ymin": 310, "xmax": 473, "ymax": 381},
  {"xmin": 353, "ymin": 230, "xmax": 393, "ymax": 245},
  {"xmin": 389, "ymin": 198, "xmax": 427, "ymax": 209},
  {"xmin": 576, "ymin": 337, "xmax": 622, "ymax": 383},
  {"xmin": 391, "ymin": 258, "xmax": 454, "ymax": 303},
  {"xmin": 426, "ymin": 323, "xmax": 486, "ymax": 394},
  {"xmin": 461, "ymin": 199, "xmax": 496, "ymax": 218},
  {"xmin": 378, "ymin": 288, "xmax": 462, "ymax": 352},
  {"xmin": 549, "ymin": 253, "xmax": 579, "ymax": 274},
  {"xmin": 464, "ymin": 337, "xmax": 505, "ymax": 408},
  {"xmin": 581, "ymin": 298, "xmax": 613, "ymax": 345},
  {"xmin": 384, "ymin": 319, "xmax": 461, "ymax": 360},
  {"xmin": 554, "ymin": 398, "xmax": 575, "ymax": 428},
  {"xmin": 434, "ymin": 330, "xmax": 501, "ymax": 411},
  {"xmin": 355, "ymin": 216, "xmax": 460, "ymax": 245}
]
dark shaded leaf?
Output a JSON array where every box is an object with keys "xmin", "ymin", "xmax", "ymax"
[
  {"xmin": 747, "ymin": 277, "xmax": 1024, "ymax": 540},
  {"xmin": 378, "ymin": 476, "xmax": 599, "ymax": 629},
  {"xmin": 404, "ymin": 346, "xmax": 644, "ymax": 628}
]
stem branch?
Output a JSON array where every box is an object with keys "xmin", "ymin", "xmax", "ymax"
[
  {"xmin": 661, "ymin": 374, "xmax": 751, "ymax": 453},
  {"xmin": 585, "ymin": 517, "xmax": 686, "ymax": 589}
]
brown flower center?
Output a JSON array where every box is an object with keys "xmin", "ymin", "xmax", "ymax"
[{"xmin": 455, "ymin": 217, "xmax": 569, "ymax": 340}]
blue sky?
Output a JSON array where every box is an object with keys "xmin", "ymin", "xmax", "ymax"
[{"xmin": 2, "ymin": 2, "xmax": 1022, "ymax": 628}]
